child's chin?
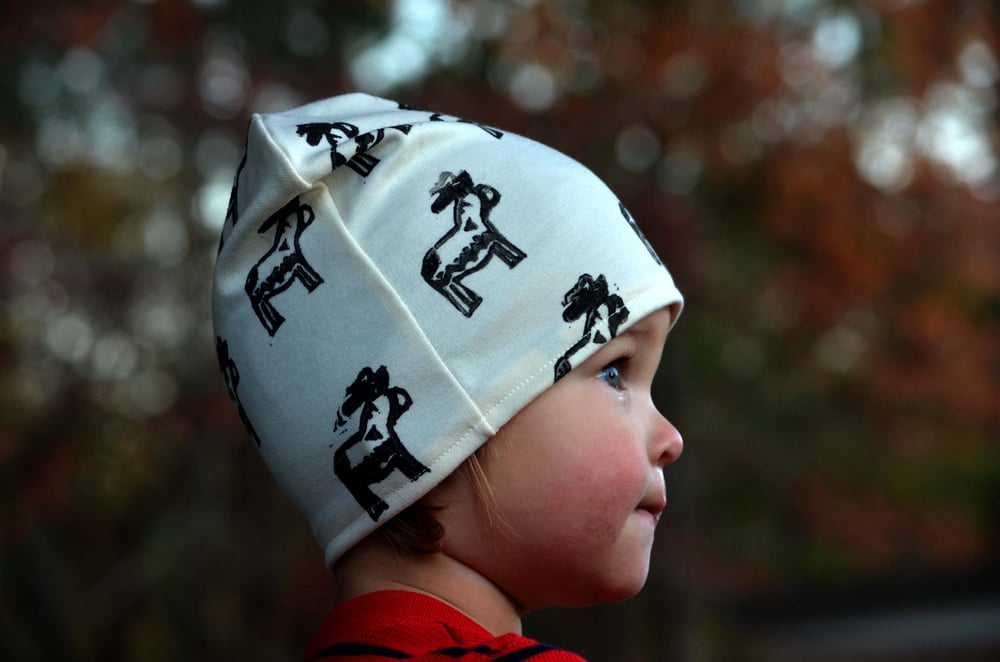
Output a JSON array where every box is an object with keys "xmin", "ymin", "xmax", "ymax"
[
  {"xmin": 605, "ymin": 577, "xmax": 648, "ymax": 603},
  {"xmin": 569, "ymin": 570, "xmax": 650, "ymax": 607}
]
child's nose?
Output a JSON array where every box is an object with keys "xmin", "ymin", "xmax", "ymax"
[{"xmin": 648, "ymin": 405, "xmax": 683, "ymax": 468}]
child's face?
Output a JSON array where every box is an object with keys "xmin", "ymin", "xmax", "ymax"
[{"xmin": 438, "ymin": 306, "xmax": 683, "ymax": 611}]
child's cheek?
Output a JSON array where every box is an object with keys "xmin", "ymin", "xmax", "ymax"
[{"xmin": 568, "ymin": 432, "xmax": 648, "ymax": 539}]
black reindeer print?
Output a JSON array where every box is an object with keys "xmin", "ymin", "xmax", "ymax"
[
  {"xmin": 225, "ymin": 148, "xmax": 247, "ymax": 228},
  {"xmin": 245, "ymin": 197, "xmax": 324, "ymax": 336},
  {"xmin": 428, "ymin": 112, "xmax": 504, "ymax": 140},
  {"xmin": 218, "ymin": 144, "xmax": 248, "ymax": 254},
  {"xmin": 348, "ymin": 125, "xmax": 413, "ymax": 176},
  {"xmin": 396, "ymin": 103, "xmax": 505, "ymax": 140},
  {"xmin": 554, "ymin": 273, "xmax": 630, "ymax": 381},
  {"xmin": 297, "ymin": 121, "xmax": 359, "ymax": 170},
  {"xmin": 216, "ymin": 336, "xmax": 262, "ymax": 446},
  {"xmin": 423, "ymin": 170, "xmax": 526, "ymax": 316},
  {"xmin": 296, "ymin": 122, "xmax": 412, "ymax": 177},
  {"xmin": 331, "ymin": 365, "xmax": 430, "ymax": 521},
  {"xmin": 618, "ymin": 202, "xmax": 662, "ymax": 266}
]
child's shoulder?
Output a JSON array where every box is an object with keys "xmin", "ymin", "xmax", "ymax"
[{"xmin": 305, "ymin": 590, "xmax": 586, "ymax": 661}]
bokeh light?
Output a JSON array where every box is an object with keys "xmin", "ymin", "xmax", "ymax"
[{"xmin": 3, "ymin": 1, "xmax": 998, "ymax": 660}]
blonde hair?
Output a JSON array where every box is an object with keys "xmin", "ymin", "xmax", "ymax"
[{"xmin": 381, "ymin": 445, "xmax": 502, "ymax": 554}]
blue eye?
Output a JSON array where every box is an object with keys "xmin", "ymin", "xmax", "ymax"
[{"xmin": 597, "ymin": 361, "xmax": 624, "ymax": 390}]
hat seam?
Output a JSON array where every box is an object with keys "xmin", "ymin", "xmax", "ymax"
[
  {"xmin": 255, "ymin": 112, "xmax": 322, "ymax": 201},
  {"xmin": 327, "ymin": 278, "xmax": 679, "ymax": 563},
  {"xmin": 324, "ymin": 178, "xmax": 496, "ymax": 434}
]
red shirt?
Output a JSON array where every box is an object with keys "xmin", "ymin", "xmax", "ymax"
[{"xmin": 305, "ymin": 590, "xmax": 586, "ymax": 661}]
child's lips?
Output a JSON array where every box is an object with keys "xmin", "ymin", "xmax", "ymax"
[{"xmin": 636, "ymin": 492, "xmax": 667, "ymax": 524}]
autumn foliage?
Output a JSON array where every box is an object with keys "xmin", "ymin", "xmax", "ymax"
[{"xmin": 1, "ymin": 1, "xmax": 997, "ymax": 660}]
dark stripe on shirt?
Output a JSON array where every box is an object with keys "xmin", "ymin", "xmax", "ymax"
[
  {"xmin": 311, "ymin": 641, "xmax": 411, "ymax": 659},
  {"xmin": 431, "ymin": 644, "xmax": 501, "ymax": 657},
  {"xmin": 493, "ymin": 644, "xmax": 560, "ymax": 661}
]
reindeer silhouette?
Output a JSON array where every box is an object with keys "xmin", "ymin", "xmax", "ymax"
[
  {"xmin": 215, "ymin": 336, "xmax": 262, "ymax": 446},
  {"xmin": 396, "ymin": 103, "xmax": 505, "ymax": 139},
  {"xmin": 296, "ymin": 121, "xmax": 359, "ymax": 170},
  {"xmin": 422, "ymin": 170, "xmax": 526, "ymax": 316},
  {"xmin": 618, "ymin": 202, "xmax": 662, "ymax": 266},
  {"xmin": 428, "ymin": 112, "xmax": 504, "ymax": 139},
  {"xmin": 332, "ymin": 365, "xmax": 429, "ymax": 521},
  {"xmin": 554, "ymin": 273, "xmax": 630, "ymax": 381},
  {"xmin": 245, "ymin": 197, "xmax": 324, "ymax": 336},
  {"xmin": 297, "ymin": 122, "xmax": 412, "ymax": 177}
]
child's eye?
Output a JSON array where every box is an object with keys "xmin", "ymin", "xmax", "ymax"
[{"xmin": 597, "ymin": 360, "xmax": 624, "ymax": 390}]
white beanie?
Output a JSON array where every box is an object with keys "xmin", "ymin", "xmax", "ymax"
[{"xmin": 212, "ymin": 93, "xmax": 683, "ymax": 566}]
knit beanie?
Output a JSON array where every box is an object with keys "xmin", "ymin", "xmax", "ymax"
[{"xmin": 212, "ymin": 93, "xmax": 683, "ymax": 566}]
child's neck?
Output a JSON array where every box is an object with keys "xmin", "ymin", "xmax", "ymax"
[{"xmin": 334, "ymin": 534, "xmax": 523, "ymax": 636}]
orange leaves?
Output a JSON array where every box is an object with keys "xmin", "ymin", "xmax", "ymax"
[{"xmin": 873, "ymin": 294, "xmax": 1000, "ymax": 427}]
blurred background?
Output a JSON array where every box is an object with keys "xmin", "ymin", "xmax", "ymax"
[{"xmin": 2, "ymin": 0, "xmax": 999, "ymax": 660}]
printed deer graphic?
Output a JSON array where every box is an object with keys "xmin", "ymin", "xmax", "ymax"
[
  {"xmin": 215, "ymin": 336, "xmax": 261, "ymax": 446},
  {"xmin": 423, "ymin": 170, "xmax": 526, "ymax": 316},
  {"xmin": 297, "ymin": 121, "xmax": 412, "ymax": 177},
  {"xmin": 554, "ymin": 273, "xmax": 629, "ymax": 381},
  {"xmin": 245, "ymin": 197, "xmax": 324, "ymax": 336},
  {"xmin": 332, "ymin": 366, "xmax": 429, "ymax": 521}
]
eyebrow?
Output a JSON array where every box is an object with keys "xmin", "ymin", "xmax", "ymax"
[
  {"xmin": 615, "ymin": 316, "xmax": 670, "ymax": 350},
  {"xmin": 618, "ymin": 323, "xmax": 654, "ymax": 343},
  {"xmin": 620, "ymin": 325, "xmax": 647, "ymax": 340},
  {"xmin": 600, "ymin": 327, "xmax": 643, "ymax": 356}
]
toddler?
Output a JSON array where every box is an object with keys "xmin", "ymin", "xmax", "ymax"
[{"xmin": 213, "ymin": 93, "xmax": 684, "ymax": 661}]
